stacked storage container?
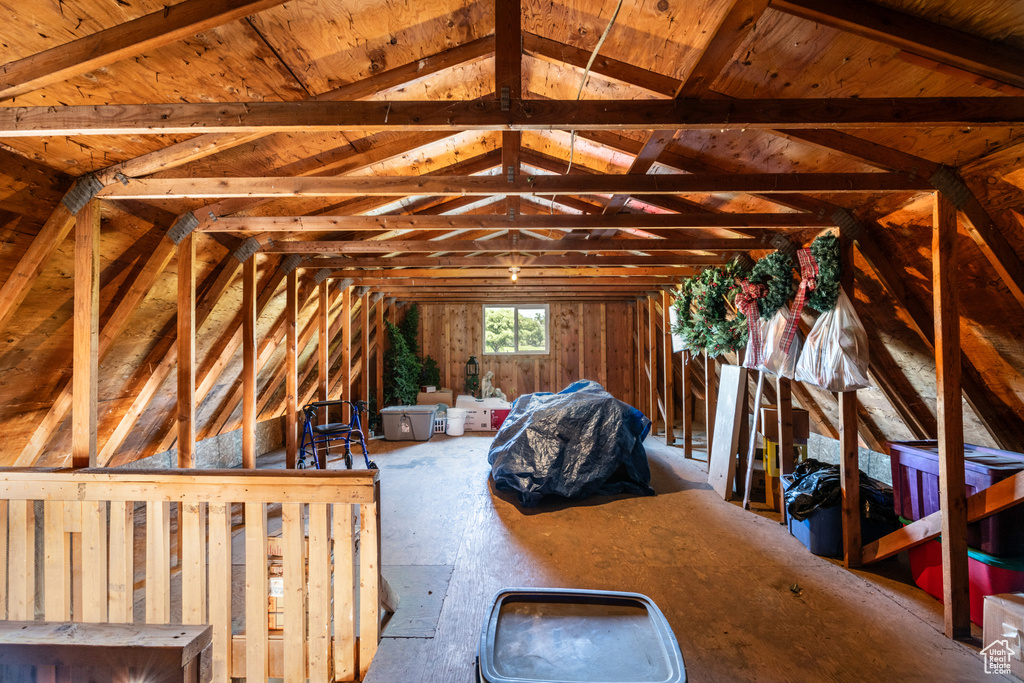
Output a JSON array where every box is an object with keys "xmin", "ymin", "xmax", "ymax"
[{"xmin": 889, "ymin": 441, "xmax": 1024, "ymax": 624}]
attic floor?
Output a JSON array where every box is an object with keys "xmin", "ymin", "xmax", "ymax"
[{"xmin": 342, "ymin": 432, "xmax": 1003, "ymax": 683}]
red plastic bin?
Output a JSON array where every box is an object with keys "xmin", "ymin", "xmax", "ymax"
[
  {"xmin": 889, "ymin": 440, "xmax": 1024, "ymax": 557},
  {"xmin": 908, "ymin": 538, "xmax": 1024, "ymax": 626}
]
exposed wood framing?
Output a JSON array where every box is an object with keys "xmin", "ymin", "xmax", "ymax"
[
  {"xmin": 933, "ymin": 192, "xmax": 970, "ymax": 640},
  {"xmin": 242, "ymin": 257, "xmax": 257, "ymax": 468},
  {"xmin": 770, "ymin": 0, "xmax": 1024, "ymax": 89},
  {"xmin": 285, "ymin": 269, "xmax": 298, "ymax": 469},
  {"xmin": 177, "ymin": 232, "xmax": 197, "ymax": 468},
  {"xmin": 5, "ymin": 97, "xmax": 1022, "ymax": 136},
  {"xmin": 0, "ymin": 0, "xmax": 291, "ymax": 101},
  {"xmin": 72, "ymin": 199, "xmax": 100, "ymax": 468},
  {"xmin": 95, "ymin": 173, "xmax": 931, "ymax": 200}
]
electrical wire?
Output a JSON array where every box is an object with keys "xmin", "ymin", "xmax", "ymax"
[{"xmin": 551, "ymin": 0, "xmax": 625, "ymax": 214}]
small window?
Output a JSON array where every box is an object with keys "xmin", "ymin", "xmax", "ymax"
[{"xmin": 483, "ymin": 304, "xmax": 549, "ymax": 355}]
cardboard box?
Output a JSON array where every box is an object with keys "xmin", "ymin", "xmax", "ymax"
[
  {"xmin": 984, "ymin": 593, "xmax": 1024, "ymax": 680},
  {"xmin": 455, "ymin": 396, "xmax": 511, "ymax": 431},
  {"xmin": 417, "ymin": 389, "xmax": 454, "ymax": 406}
]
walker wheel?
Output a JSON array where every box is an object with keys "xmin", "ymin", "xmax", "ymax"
[
  {"xmin": 345, "ymin": 452, "xmax": 353, "ymax": 470},
  {"xmin": 368, "ymin": 461, "xmax": 378, "ymax": 470}
]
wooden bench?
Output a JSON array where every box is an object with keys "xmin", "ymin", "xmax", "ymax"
[{"xmin": 0, "ymin": 621, "xmax": 212, "ymax": 683}]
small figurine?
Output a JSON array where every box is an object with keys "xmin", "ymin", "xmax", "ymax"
[{"xmin": 480, "ymin": 371, "xmax": 507, "ymax": 402}]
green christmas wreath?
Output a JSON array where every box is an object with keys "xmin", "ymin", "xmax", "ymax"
[
  {"xmin": 747, "ymin": 250, "xmax": 795, "ymax": 319},
  {"xmin": 672, "ymin": 261, "xmax": 750, "ymax": 357},
  {"xmin": 807, "ymin": 232, "xmax": 841, "ymax": 313}
]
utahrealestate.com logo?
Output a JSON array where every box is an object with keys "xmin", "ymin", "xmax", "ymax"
[{"xmin": 981, "ymin": 639, "xmax": 1014, "ymax": 676}]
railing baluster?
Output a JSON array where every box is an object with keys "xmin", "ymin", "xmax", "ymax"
[
  {"xmin": 181, "ymin": 502, "xmax": 207, "ymax": 625},
  {"xmin": 145, "ymin": 501, "xmax": 171, "ymax": 623},
  {"xmin": 333, "ymin": 503, "xmax": 356, "ymax": 681},
  {"xmin": 308, "ymin": 503, "xmax": 331, "ymax": 682},
  {"xmin": 107, "ymin": 501, "xmax": 134, "ymax": 623},
  {"xmin": 8, "ymin": 500, "xmax": 35, "ymax": 621},
  {"xmin": 245, "ymin": 501, "xmax": 269, "ymax": 681},
  {"xmin": 0, "ymin": 468, "xmax": 379, "ymax": 678},
  {"xmin": 43, "ymin": 500, "xmax": 69, "ymax": 621},
  {"xmin": 208, "ymin": 502, "xmax": 232, "ymax": 683},
  {"xmin": 283, "ymin": 502, "xmax": 307, "ymax": 681},
  {"xmin": 0, "ymin": 500, "xmax": 7, "ymax": 620},
  {"xmin": 359, "ymin": 481, "xmax": 381, "ymax": 680},
  {"xmin": 81, "ymin": 501, "xmax": 107, "ymax": 623}
]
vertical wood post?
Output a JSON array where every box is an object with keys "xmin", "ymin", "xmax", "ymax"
[
  {"xmin": 242, "ymin": 256, "xmax": 257, "ymax": 468},
  {"xmin": 376, "ymin": 296, "xmax": 385, "ymax": 411},
  {"xmin": 839, "ymin": 392, "xmax": 861, "ymax": 567},
  {"xmin": 648, "ymin": 296, "xmax": 658, "ymax": 429},
  {"xmin": 177, "ymin": 232, "xmax": 196, "ymax": 467},
  {"xmin": 360, "ymin": 291, "xmax": 370, "ymax": 439},
  {"xmin": 662, "ymin": 290, "xmax": 675, "ymax": 445},
  {"xmin": 635, "ymin": 299, "xmax": 645, "ymax": 414},
  {"xmin": 318, "ymin": 280, "xmax": 330, "ymax": 406},
  {"xmin": 934, "ymin": 191, "xmax": 970, "ymax": 639},
  {"xmin": 704, "ymin": 352, "xmax": 717, "ymax": 456},
  {"xmin": 285, "ymin": 269, "xmax": 299, "ymax": 468},
  {"xmin": 838, "ymin": 228, "xmax": 862, "ymax": 567},
  {"xmin": 776, "ymin": 376, "xmax": 794, "ymax": 520},
  {"xmin": 682, "ymin": 351, "xmax": 693, "ymax": 457},
  {"xmin": 341, "ymin": 284, "xmax": 352, "ymax": 422},
  {"xmin": 72, "ymin": 199, "xmax": 100, "ymax": 468}
]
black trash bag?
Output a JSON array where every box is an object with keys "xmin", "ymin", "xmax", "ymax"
[
  {"xmin": 487, "ymin": 380, "xmax": 654, "ymax": 507},
  {"xmin": 784, "ymin": 458, "xmax": 900, "ymax": 528}
]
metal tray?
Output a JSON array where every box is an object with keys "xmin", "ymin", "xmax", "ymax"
[{"xmin": 478, "ymin": 588, "xmax": 685, "ymax": 683}]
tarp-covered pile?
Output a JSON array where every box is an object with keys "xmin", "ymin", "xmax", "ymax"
[{"xmin": 487, "ymin": 381, "xmax": 654, "ymax": 507}]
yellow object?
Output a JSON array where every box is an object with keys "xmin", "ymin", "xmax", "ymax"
[
  {"xmin": 763, "ymin": 439, "xmax": 809, "ymax": 511},
  {"xmin": 763, "ymin": 439, "xmax": 809, "ymax": 476}
]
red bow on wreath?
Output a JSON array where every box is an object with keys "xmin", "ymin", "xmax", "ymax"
[
  {"xmin": 736, "ymin": 280, "xmax": 767, "ymax": 366},
  {"xmin": 781, "ymin": 248, "xmax": 818, "ymax": 352}
]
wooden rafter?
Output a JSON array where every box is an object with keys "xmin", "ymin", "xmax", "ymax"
[
  {"xmin": 16, "ymin": 227, "xmax": 179, "ymax": 467},
  {"xmin": 599, "ymin": 0, "xmax": 771, "ymax": 217},
  {"xmin": 850, "ymin": 219, "xmax": 1024, "ymax": 452},
  {"xmin": 99, "ymin": 255, "xmax": 240, "ymax": 466},
  {"xmin": 3, "ymin": 97, "xmax": 1022, "ymax": 137},
  {"xmin": 95, "ymin": 37, "xmax": 493, "ymax": 182},
  {"xmin": 769, "ymin": 0, "xmax": 1024, "ymax": 90},
  {"xmin": 0, "ymin": 0, "xmax": 290, "ymax": 102}
]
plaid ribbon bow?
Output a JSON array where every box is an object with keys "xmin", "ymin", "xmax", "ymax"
[
  {"xmin": 782, "ymin": 248, "xmax": 818, "ymax": 352},
  {"xmin": 736, "ymin": 280, "xmax": 767, "ymax": 367}
]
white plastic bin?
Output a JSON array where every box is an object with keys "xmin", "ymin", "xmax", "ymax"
[{"xmin": 446, "ymin": 408, "xmax": 468, "ymax": 436}]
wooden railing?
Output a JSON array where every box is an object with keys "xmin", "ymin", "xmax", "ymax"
[{"xmin": 0, "ymin": 467, "xmax": 381, "ymax": 681}]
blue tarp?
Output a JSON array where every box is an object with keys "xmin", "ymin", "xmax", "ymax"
[{"xmin": 487, "ymin": 380, "xmax": 654, "ymax": 507}]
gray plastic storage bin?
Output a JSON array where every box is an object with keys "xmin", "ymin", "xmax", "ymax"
[
  {"xmin": 380, "ymin": 405, "xmax": 437, "ymax": 441},
  {"xmin": 478, "ymin": 588, "xmax": 685, "ymax": 683}
]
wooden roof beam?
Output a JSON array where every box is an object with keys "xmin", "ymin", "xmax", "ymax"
[
  {"xmin": 4, "ymin": 97, "xmax": 1023, "ymax": 137},
  {"xmin": 93, "ymin": 37, "xmax": 494, "ymax": 182},
  {"xmin": 770, "ymin": 0, "xmax": 1024, "ymax": 91},
  {"xmin": 96, "ymin": 173, "xmax": 930, "ymax": 200},
  {"xmin": 0, "ymin": 0, "xmax": 291, "ymax": 102},
  {"xmin": 337, "ymin": 269, "xmax": 694, "ymax": 279},
  {"xmin": 303, "ymin": 254, "xmax": 728, "ymax": 268},
  {"xmin": 199, "ymin": 213, "xmax": 833, "ymax": 232},
  {"xmin": 266, "ymin": 237, "xmax": 763, "ymax": 254}
]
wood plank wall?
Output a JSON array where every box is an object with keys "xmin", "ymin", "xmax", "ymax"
[{"xmin": 416, "ymin": 301, "xmax": 638, "ymax": 405}]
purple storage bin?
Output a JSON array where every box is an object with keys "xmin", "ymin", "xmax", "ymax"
[{"xmin": 889, "ymin": 440, "xmax": 1024, "ymax": 558}]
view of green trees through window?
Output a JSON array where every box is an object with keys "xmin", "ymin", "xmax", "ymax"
[{"xmin": 484, "ymin": 305, "xmax": 548, "ymax": 354}]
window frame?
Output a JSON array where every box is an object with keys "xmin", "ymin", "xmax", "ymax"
[{"xmin": 482, "ymin": 303, "xmax": 550, "ymax": 356}]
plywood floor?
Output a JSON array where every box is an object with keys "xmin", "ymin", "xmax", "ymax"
[{"xmin": 358, "ymin": 432, "xmax": 1004, "ymax": 683}]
